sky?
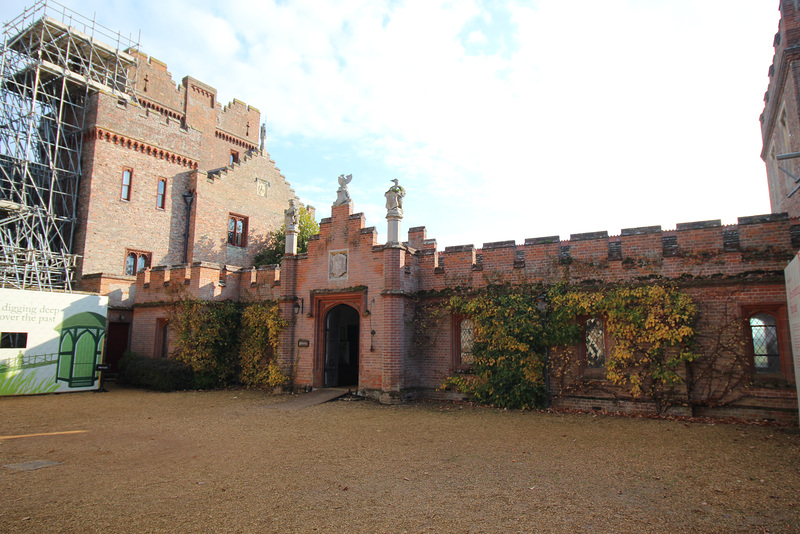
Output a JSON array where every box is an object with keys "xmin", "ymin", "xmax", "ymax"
[{"xmin": 0, "ymin": 0, "xmax": 783, "ymax": 249}]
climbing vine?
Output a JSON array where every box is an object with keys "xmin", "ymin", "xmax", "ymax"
[
  {"xmin": 239, "ymin": 301, "xmax": 289, "ymax": 388},
  {"xmin": 443, "ymin": 284, "xmax": 550, "ymax": 410},
  {"xmin": 168, "ymin": 298, "xmax": 288, "ymax": 389},
  {"xmin": 170, "ymin": 299, "xmax": 242, "ymax": 388},
  {"xmin": 441, "ymin": 282, "xmax": 700, "ymax": 411}
]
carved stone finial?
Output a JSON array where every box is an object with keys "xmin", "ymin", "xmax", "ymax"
[
  {"xmin": 284, "ymin": 198, "xmax": 300, "ymax": 255},
  {"xmin": 259, "ymin": 122, "xmax": 267, "ymax": 152},
  {"xmin": 385, "ymin": 179, "xmax": 405, "ymax": 245},
  {"xmin": 333, "ymin": 174, "xmax": 353, "ymax": 206},
  {"xmin": 385, "ymin": 179, "xmax": 405, "ymax": 217},
  {"xmin": 284, "ymin": 198, "xmax": 300, "ymax": 231}
]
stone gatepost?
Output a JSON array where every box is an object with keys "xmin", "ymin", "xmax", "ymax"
[{"xmin": 279, "ymin": 199, "xmax": 301, "ymax": 386}]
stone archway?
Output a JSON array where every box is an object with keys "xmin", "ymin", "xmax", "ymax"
[{"xmin": 323, "ymin": 304, "xmax": 360, "ymax": 387}]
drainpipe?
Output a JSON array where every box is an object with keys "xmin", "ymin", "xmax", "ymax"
[{"xmin": 182, "ymin": 191, "xmax": 194, "ymax": 264}]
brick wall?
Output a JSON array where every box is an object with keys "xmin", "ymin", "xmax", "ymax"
[
  {"xmin": 120, "ymin": 201, "xmax": 800, "ymax": 421},
  {"xmin": 191, "ymin": 153, "xmax": 296, "ymax": 267}
]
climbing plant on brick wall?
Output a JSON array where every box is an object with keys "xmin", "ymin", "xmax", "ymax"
[
  {"xmin": 239, "ymin": 301, "xmax": 288, "ymax": 388},
  {"xmin": 169, "ymin": 298, "xmax": 287, "ymax": 389},
  {"xmin": 171, "ymin": 299, "xmax": 242, "ymax": 388},
  {"xmin": 442, "ymin": 282, "xmax": 699, "ymax": 411}
]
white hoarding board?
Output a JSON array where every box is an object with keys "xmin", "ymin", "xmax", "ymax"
[
  {"xmin": 784, "ymin": 254, "xmax": 800, "ymax": 427},
  {"xmin": 0, "ymin": 288, "xmax": 108, "ymax": 395}
]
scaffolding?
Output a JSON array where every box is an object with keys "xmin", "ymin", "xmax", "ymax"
[{"xmin": 0, "ymin": 0, "xmax": 139, "ymax": 291}]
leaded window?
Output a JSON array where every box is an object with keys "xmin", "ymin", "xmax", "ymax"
[
  {"xmin": 460, "ymin": 318, "xmax": 474, "ymax": 366},
  {"xmin": 585, "ymin": 317, "xmax": 605, "ymax": 368},
  {"xmin": 750, "ymin": 313, "xmax": 780, "ymax": 374}
]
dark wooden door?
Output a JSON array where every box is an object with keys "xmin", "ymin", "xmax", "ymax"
[
  {"xmin": 105, "ymin": 322, "xmax": 130, "ymax": 373},
  {"xmin": 324, "ymin": 311, "xmax": 340, "ymax": 387}
]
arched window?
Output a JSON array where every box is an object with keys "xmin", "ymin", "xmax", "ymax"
[
  {"xmin": 124, "ymin": 250, "xmax": 151, "ymax": 276},
  {"xmin": 124, "ymin": 253, "xmax": 136, "ymax": 276},
  {"xmin": 136, "ymin": 254, "xmax": 147, "ymax": 273},
  {"xmin": 749, "ymin": 313, "xmax": 780, "ymax": 374}
]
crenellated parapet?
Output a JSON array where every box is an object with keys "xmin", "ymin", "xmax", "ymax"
[
  {"xmin": 411, "ymin": 213, "xmax": 797, "ymax": 291},
  {"xmin": 134, "ymin": 261, "xmax": 281, "ymax": 304},
  {"xmin": 125, "ymin": 49, "xmax": 263, "ymax": 170}
]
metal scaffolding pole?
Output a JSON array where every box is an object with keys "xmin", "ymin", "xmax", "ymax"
[{"xmin": 0, "ymin": 0, "xmax": 138, "ymax": 291}]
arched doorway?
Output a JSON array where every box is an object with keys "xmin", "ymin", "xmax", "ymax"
[{"xmin": 323, "ymin": 304, "xmax": 359, "ymax": 387}]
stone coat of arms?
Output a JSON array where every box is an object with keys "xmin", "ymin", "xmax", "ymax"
[{"xmin": 329, "ymin": 250, "xmax": 348, "ymax": 279}]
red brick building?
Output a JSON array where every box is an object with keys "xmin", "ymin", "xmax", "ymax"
[
  {"xmin": 131, "ymin": 188, "xmax": 799, "ymax": 422},
  {"xmin": 10, "ymin": 2, "xmax": 792, "ymax": 422},
  {"xmin": 73, "ymin": 52, "xmax": 299, "ymax": 366}
]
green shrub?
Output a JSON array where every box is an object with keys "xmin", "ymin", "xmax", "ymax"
[{"xmin": 118, "ymin": 352, "xmax": 194, "ymax": 392}]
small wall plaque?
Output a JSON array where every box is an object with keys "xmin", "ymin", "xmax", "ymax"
[
  {"xmin": 297, "ymin": 339, "xmax": 310, "ymax": 348},
  {"xmin": 256, "ymin": 179, "xmax": 269, "ymax": 197},
  {"xmin": 329, "ymin": 249, "xmax": 348, "ymax": 280}
]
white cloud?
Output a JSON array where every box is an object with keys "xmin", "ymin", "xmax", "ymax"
[{"xmin": 0, "ymin": 0, "xmax": 780, "ymax": 247}]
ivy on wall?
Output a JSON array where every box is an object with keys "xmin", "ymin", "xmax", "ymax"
[
  {"xmin": 239, "ymin": 301, "xmax": 289, "ymax": 388},
  {"xmin": 442, "ymin": 282, "xmax": 701, "ymax": 411},
  {"xmin": 444, "ymin": 284, "xmax": 550, "ymax": 409},
  {"xmin": 169, "ymin": 299, "xmax": 288, "ymax": 389}
]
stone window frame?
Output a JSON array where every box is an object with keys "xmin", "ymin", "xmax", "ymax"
[
  {"xmin": 451, "ymin": 314, "xmax": 475, "ymax": 371},
  {"xmin": 156, "ymin": 178, "xmax": 167, "ymax": 210},
  {"xmin": 227, "ymin": 214, "xmax": 248, "ymax": 247},
  {"xmin": 121, "ymin": 167, "xmax": 133, "ymax": 201},
  {"xmin": 124, "ymin": 249, "xmax": 151, "ymax": 276}
]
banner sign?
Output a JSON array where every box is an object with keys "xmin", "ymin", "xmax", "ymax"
[
  {"xmin": 783, "ymin": 254, "xmax": 800, "ymax": 427},
  {"xmin": 0, "ymin": 288, "xmax": 108, "ymax": 395}
]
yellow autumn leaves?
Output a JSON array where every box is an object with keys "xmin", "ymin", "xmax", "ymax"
[{"xmin": 444, "ymin": 282, "xmax": 698, "ymax": 406}]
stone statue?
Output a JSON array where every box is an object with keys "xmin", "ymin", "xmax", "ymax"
[
  {"xmin": 385, "ymin": 179, "xmax": 405, "ymax": 217},
  {"xmin": 284, "ymin": 198, "xmax": 299, "ymax": 231},
  {"xmin": 259, "ymin": 122, "xmax": 266, "ymax": 152},
  {"xmin": 333, "ymin": 174, "xmax": 353, "ymax": 206}
]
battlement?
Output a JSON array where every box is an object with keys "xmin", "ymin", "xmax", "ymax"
[
  {"xmin": 134, "ymin": 262, "xmax": 281, "ymax": 304},
  {"xmin": 129, "ymin": 50, "xmax": 261, "ymax": 161},
  {"xmin": 124, "ymin": 213, "xmax": 796, "ymax": 303},
  {"xmin": 412, "ymin": 213, "xmax": 795, "ymax": 290}
]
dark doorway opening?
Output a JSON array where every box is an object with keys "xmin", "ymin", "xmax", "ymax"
[
  {"xmin": 323, "ymin": 304, "xmax": 359, "ymax": 387},
  {"xmin": 105, "ymin": 322, "xmax": 130, "ymax": 374}
]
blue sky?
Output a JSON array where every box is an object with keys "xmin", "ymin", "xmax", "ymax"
[{"xmin": 1, "ymin": 0, "xmax": 782, "ymax": 249}]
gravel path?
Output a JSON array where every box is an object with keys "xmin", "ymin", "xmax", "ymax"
[{"xmin": 1, "ymin": 385, "xmax": 799, "ymax": 533}]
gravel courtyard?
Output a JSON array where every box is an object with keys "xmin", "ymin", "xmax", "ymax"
[{"xmin": 1, "ymin": 386, "xmax": 799, "ymax": 533}]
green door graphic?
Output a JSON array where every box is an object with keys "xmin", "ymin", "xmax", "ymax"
[{"xmin": 55, "ymin": 312, "xmax": 106, "ymax": 388}]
